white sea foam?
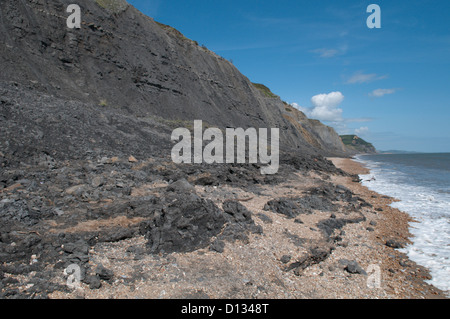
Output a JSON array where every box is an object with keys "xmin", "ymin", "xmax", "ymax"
[{"xmin": 354, "ymin": 155, "xmax": 450, "ymax": 296}]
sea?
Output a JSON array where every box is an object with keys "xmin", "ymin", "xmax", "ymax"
[{"xmin": 354, "ymin": 153, "xmax": 450, "ymax": 296}]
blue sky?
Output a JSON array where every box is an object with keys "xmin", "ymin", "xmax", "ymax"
[{"xmin": 127, "ymin": 0, "xmax": 450, "ymax": 152}]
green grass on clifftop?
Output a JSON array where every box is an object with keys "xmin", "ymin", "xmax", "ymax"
[
  {"xmin": 340, "ymin": 135, "xmax": 372, "ymax": 146},
  {"xmin": 252, "ymin": 83, "xmax": 278, "ymax": 98},
  {"xmin": 95, "ymin": 0, "xmax": 128, "ymax": 13},
  {"xmin": 340, "ymin": 135, "xmax": 376, "ymax": 153}
]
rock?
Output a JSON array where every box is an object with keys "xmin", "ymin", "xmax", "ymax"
[
  {"xmin": 317, "ymin": 218, "xmax": 347, "ymax": 237},
  {"xmin": 280, "ymin": 255, "xmax": 291, "ymax": 264},
  {"xmin": 285, "ymin": 247, "xmax": 333, "ymax": 273},
  {"xmin": 116, "ymin": 181, "xmax": 125, "ymax": 188},
  {"xmin": 219, "ymin": 200, "xmax": 262, "ymax": 244},
  {"xmin": 110, "ymin": 157, "xmax": 120, "ymax": 163},
  {"xmin": 65, "ymin": 252, "xmax": 89, "ymax": 264},
  {"xmin": 84, "ymin": 275, "xmax": 102, "ymax": 289},
  {"xmin": 317, "ymin": 215, "xmax": 366, "ymax": 239},
  {"xmin": 167, "ymin": 179, "xmax": 196, "ymax": 193},
  {"xmin": 193, "ymin": 174, "xmax": 217, "ymax": 186},
  {"xmin": 263, "ymin": 199, "xmax": 300, "ymax": 219},
  {"xmin": 386, "ymin": 239, "xmax": 404, "ymax": 249},
  {"xmin": 126, "ymin": 245, "xmax": 146, "ymax": 260},
  {"xmin": 263, "ymin": 193, "xmax": 338, "ymax": 220},
  {"xmin": 340, "ymin": 260, "xmax": 367, "ymax": 275},
  {"xmin": 352, "ymin": 176, "xmax": 361, "ymax": 183},
  {"xmin": 98, "ymin": 228, "xmax": 135, "ymax": 243},
  {"xmin": 96, "ymin": 265, "xmax": 114, "ymax": 282},
  {"xmin": 283, "ymin": 229, "xmax": 306, "ymax": 247},
  {"xmin": 128, "ymin": 155, "xmax": 138, "ymax": 163},
  {"xmin": 298, "ymin": 194, "xmax": 335, "ymax": 211},
  {"xmin": 65, "ymin": 184, "xmax": 87, "ymax": 196},
  {"xmin": 91, "ymin": 176, "xmax": 104, "ymax": 188},
  {"xmin": 53, "ymin": 208, "xmax": 64, "ymax": 216},
  {"xmin": 140, "ymin": 193, "xmax": 226, "ymax": 254},
  {"xmin": 121, "ymin": 186, "xmax": 132, "ymax": 196},
  {"xmin": 62, "ymin": 240, "xmax": 89, "ymax": 255},
  {"xmin": 209, "ymin": 239, "xmax": 225, "ymax": 253},
  {"xmin": 179, "ymin": 290, "xmax": 210, "ymax": 299},
  {"xmin": 256, "ymin": 212, "xmax": 272, "ymax": 224},
  {"xmin": 0, "ymin": 0, "xmax": 382, "ymax": 300},
  {"xmin": 222, "ymin": 200, "xmax": 252, "ymax": 224},
  {"xmin": 2, "ymin": 277, "xmax": 19, "ymax": 285}
]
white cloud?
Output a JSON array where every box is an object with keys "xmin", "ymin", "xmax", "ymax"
[
  {"xmin": 292, "ymin": 91, "xmax": 344, "ymax": 122},
  {"xmin": 355, "ymin": 126, "xmax": 369, "ymax": 136},
  {"xmin": 346, "ymin": 71, "xmax": 387, "ymax": 84},
  {"xmin": 290, "ymin": 92, "xmax": 374, "ymax": 135},
  {"xmin": 312, "ymin": 48, "xmax": 339, "ymax": 58},
  {"xmin": 369, "ymin": 88, "xmax": 397, "ymax": 98},
  {"xmin": 311, "ymin": 91, "xmax": 344, "ymax": 108},
  {"xmin": 311, "ymin": 45, "xmax": 348, "ymax": 58}
]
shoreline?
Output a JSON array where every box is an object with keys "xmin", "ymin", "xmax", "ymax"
[
  {"xmin": 47, "ymin": 156, "xmax": 448, "ymax": 299},
  {"xmin": 329, "ymin": 157, "xmax": 448, "ymax": 299},
  {"xmin": 2, "ymin": 153, "xmax": 448, "ymax": 299}
]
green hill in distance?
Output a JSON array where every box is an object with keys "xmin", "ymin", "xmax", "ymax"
[{"xmin": 340, "ymin": 135, "xmax": 377, "ymax": 154}]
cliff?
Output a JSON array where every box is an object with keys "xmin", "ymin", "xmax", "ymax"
[
  {"xmin": 0, "ymin": 0, "xmax": 349, "ymax": 160},
  {"xmin": 283, "ymin": 104, "xmax": 350, "ymax": 156},
  {"xmin": 340, "ymin": 135, "xmax": 377, "ymax": 154},
  {"xmin": 0, "ymin": 0, "xmax": 386, "ymax": 299}
]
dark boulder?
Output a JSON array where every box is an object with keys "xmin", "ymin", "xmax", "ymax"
[{"xmin": 140, "ymin": 193, "xmax": 226, "ymax": 254}]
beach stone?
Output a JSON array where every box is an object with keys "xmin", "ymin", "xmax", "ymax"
[
  {"xmin": 222, "ymin": 200, "xmax": 252, "ymax": 224},
  {"xmin": 96, "ymin": 265, "xmax": 114, "ymax": 282},
  {"xmin": 317, "ymin": 215, "xmax": 366, "ymax": 239},
  {"xmin": 317, "ymin": 218, "xmax": 347, "ymax": 237},
  {"xmin": 340, "ymin": 260, "xmax": 367, "ymax": 275},
  {"xmin": 280, "ymin": 255, "xmax": 291, "ymax": 264},
  {"xmin": 62, "ymin": 240, "xmax": 89, "ymax": 255},
  {"xmin": 128, "ymin": 155, "xmax": 138, "ymax": 163},
  {"xmin": 286, "ymin": 247, "xmax": 333, "ymax": 273},
  {"xmin": 209, "ymin": 239, "xmax": 225, "ymax": 253},
  {"xmin": 167, "ymin": 179, "xmax": 196, "ymax": 193},
  {"xmin": 219, "ymin": 200, "xmax": 263, "ymax": 244},
  {"xmin": 65, "ymin": 184, "xmax": 87, "ymax": 196},
  {"xmin": 84, "ymin": 275, "xmax": 102, "ymax": 289},
  {"xmin": 91, "ymin": 176, "xmax": 104, "ymax": 188},
  {"xmin": 263, "ymin": 199, "xmax": 300, "ymax": 219},
  {"xmin": 140, "ymin": 193, "xmax": 226, "ymax": 254},
  {"xmin": 386, "ymin": 239, "xmax": 405, "ymax": 249},
  {"xmin": 256, "ymin": 212, "xmax": 273, "ymax": 224}
]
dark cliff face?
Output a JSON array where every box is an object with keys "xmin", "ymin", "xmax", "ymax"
[
  {"xmin": 0, "ymin": 0, "xmax": 348, "ymax": 159},
  {"xmin": 282, "ymin": 104, "xmax": 350, "ymax": 156},
  {"xmin": 0, "ymin": 2, "xmax": 355, "ymax": 299}
]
